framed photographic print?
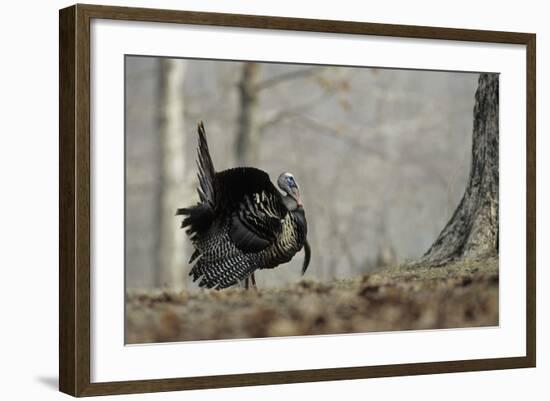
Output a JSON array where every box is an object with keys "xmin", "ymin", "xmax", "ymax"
[{"xmin": 59, "ymin": 4, "xmax": 536, "ymax": 397}]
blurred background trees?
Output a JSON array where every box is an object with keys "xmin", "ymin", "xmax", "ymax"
[
  {"xmin": 156, "ymin": 58, "xmax": 190, "ymax": 290},
  {"xmin": 125, "ymin": 56, "xmax": 479, "ymax": 290}
]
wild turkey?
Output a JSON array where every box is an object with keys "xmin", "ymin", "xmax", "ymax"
[{"xmin": 176, "ymin": 122, "xmax": 310, "ymax": 290}]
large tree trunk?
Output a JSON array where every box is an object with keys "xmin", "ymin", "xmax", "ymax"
[
  {"xmin": 156, "ymin": 59, "xmax": 188, "ymax": 289},
  {"xmin": 417, "ymin": 73, "xmax": 499, "ymax": 267},
  {"xmin": 236, "ymin": 62, "xmax": 261, "ymax": 166}
]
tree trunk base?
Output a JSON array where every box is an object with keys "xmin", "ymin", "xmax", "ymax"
[{"xmin": 412, "ymin": 73, "xmax": 499, "ymax": 268}]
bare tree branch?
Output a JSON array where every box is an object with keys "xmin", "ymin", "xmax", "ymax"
[
  {"xmin": 258, "ymin": 92, "xmax": 333, "ymax": 133},
  {"xmin": 255, "ymin": 67, "xmax": 321, "ymax": 91},
  {"xmin": 294, "ymin": 115, "xmax": 386, "ymax": 158}
]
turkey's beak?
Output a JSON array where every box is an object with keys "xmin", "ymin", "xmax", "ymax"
[{"xmin": 291, "ymin": 187, "xmax": 303, "ymax": 208}]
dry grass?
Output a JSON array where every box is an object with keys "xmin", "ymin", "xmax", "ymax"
[{"xmin": 125, "ymin": 257, "xmax": 498, "ymax": 344}]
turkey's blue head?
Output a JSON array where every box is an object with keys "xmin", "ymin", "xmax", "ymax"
[{"xmin": 277, "ymin": 172, "xmax": 303, "ymax": 209}]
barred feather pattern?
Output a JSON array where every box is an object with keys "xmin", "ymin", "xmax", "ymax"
[
  {"xmin": 258, "ymin": 211, "xmax": 307, "ymax": 270},
  {"xmin": 188, "ymin": 193, "xmax": 306, "ymax": 289},
  {"xmin": 189, "ymin": 222, "xmax": 254, "ymax": 289}
]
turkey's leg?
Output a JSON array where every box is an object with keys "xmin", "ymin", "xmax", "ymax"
[
  {"xmin": 250, "ymin": 272, "xmax": 257, "ymax": 291},
  {"xmin": 243, "ymin": 273, "xmax": 257, "ymax": 291}
]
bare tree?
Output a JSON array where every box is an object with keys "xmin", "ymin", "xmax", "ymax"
[
  {"xmin": 235, "ymin": 63, "xmax": 323, "ymax": 165},
  {"xmin": 417, "ymin": 73, "xmax": 499, "ymax": 266},
  {"xmin": 236, "ymin": 63, "xmax": 261, "ymax": 165},
  {"xmin": 156, "ymin": 59, "xmax": 189, "ymax": 289}
]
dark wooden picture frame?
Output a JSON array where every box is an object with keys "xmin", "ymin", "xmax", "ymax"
[{"xmin": 59, "ymin": 3, "xmax": 536, "ymax": 397}]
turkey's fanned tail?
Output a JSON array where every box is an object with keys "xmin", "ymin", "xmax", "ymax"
[
  {"xmin": 197, "ymin": 121, "xmax": 216, "ymax": 207},
  {"xmin": 175, "ymin": 122, "xmax": 216, "ymax": 243}
]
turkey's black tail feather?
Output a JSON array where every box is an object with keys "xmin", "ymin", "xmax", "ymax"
[
  {"xmin": 188, "ymin": 249, "xmax": 200, "ymax": 264},
  {"xmin": 197, "ymin": 121, "xmax": 216, "ymax": 207},
  {"xmin": 301, "ymin": 239, "xmax": 311, "ymax": 275},
  {"xmin": 176, "ymin": 203, "xmax": 214, "ymax": 239}
]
